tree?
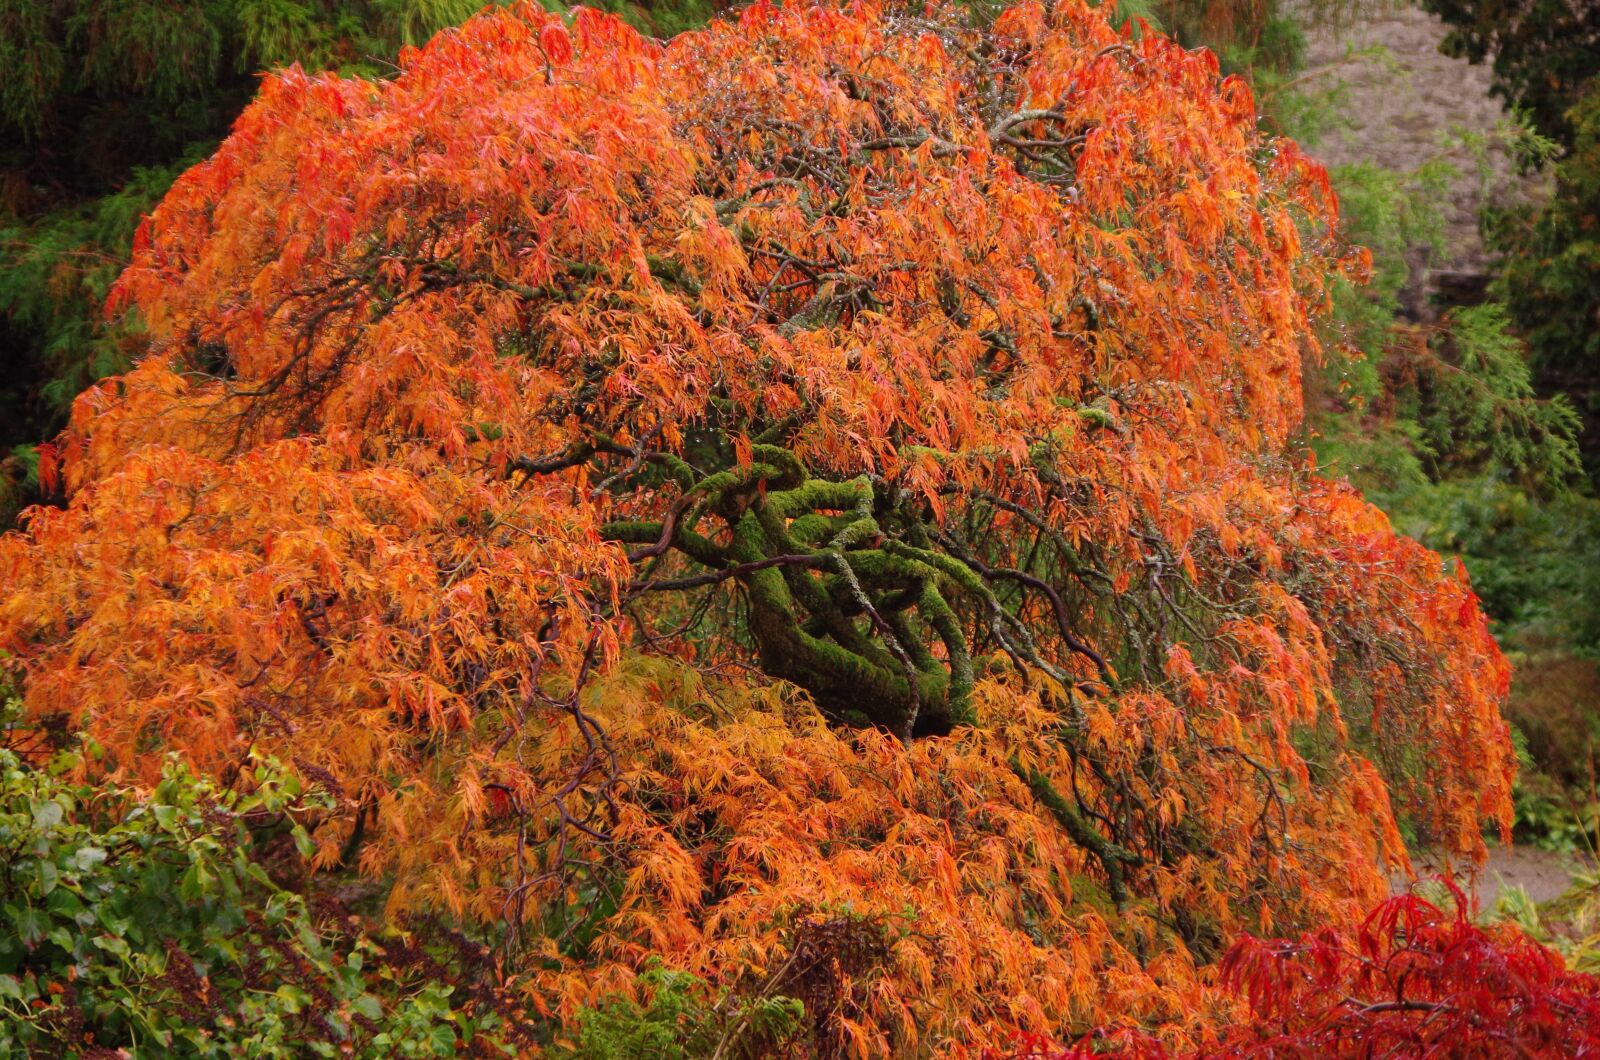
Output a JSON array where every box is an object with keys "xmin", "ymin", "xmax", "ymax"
[
  {"xmin": 1420, "ymin": 0, "xmax": 1600, "ymax": 147},
  {"xmin": 1420, "ymin": 0, "xmax": 1600, "ymax": 484},
  {"xmin": 0, "ymin": 0, "xmax": 470, "ymax": 463},
  {"xmin": 1496, "ymin": 91, "xmax": 1600, "ymax": 478},
  {"xmin": 0, "ymin": 0, "xmax": 1517, "ymax": 1049}
]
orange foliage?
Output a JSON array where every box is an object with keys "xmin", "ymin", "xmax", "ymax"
[{"xmin": 0, "ymin": 0, "xmax": 1515, "ymax": 1050}]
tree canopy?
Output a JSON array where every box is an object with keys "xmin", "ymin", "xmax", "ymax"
[
  {"xmin": 0, "ymin": 0, "xmax": 712, "ymax": 518},
  {"xmin": 1421, "ymin": 0, "xmax": 1600, "ymax": 146},
  {"xmin": 1496, "ymin": 91, "xmax": 1600, "ymax": 477},
  {"xmin": 0, "ymin": 0, "xmax": 1520, "ymax": 1050},
  {"xmin": 1421, "ymin": 0, "xmax": 1600, "ymax": 483}
]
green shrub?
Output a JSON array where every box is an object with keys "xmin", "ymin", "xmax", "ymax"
[
  {"xmin": 562, "ymin": 961, "xmax": 802, "ymax": 1060},
  {"xmin": 0, "ymin": 746, "xmax": 521, "ymax": 1057}
]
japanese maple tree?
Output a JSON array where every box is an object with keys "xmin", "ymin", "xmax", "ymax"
[{"xmin": 0, "ymin": 0, "xmax": 1519, "ymax": 1050}]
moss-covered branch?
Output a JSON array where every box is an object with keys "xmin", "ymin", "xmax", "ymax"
[{"xmin": 1013, "ymin": 762, "xmax": 1141, "ymax": 906}]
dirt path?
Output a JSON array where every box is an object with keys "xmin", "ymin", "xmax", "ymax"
[
  {"xmin": 1480, "ymin": 845, "xmax": 1585, "ymax": 905},
  {"xmin": 1400, "ymin": 845, "xmax": 1582, "ymax": 908}
]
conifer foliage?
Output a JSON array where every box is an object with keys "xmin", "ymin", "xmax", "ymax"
[{"xmin": 0, "ymin": 0, "xmax": 1519, "ymax": 1049}]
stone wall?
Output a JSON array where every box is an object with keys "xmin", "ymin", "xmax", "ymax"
[{"xmin": 1297, "ymin": 3, "xmax": 1544, "ymax": 319}]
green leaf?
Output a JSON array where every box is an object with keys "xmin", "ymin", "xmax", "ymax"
[
  {"xmin": 352, "ymin": 993, "xmax": 384, "ymax": 1020},
  {"xmin": 36, "ymin": 858, "xmax": 58, "ymax": 896},
  {"xmin": 179, "ymin": 861, "xmax": 214, "ymax": 901},
  {"xmin": 30, "ymin": 800, "xmax": 63, "ymax": 830},
  {"xmin": 275, "ymin": 984, "xmax": 308, "ymax": 1014},
  {"xmin": 14, "ymin": 907, "xmax": 46, "ymax": 948},
  {"xmin": 292, "ymin": 825, "xmax": 316, "ymax": 860}
]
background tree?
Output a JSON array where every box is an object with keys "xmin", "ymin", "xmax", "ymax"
[
  {"xmin": 1403, "ymin": 0, "xmax": 1600, "ymax": 850},
  {"xmin": 1420, "ymin": 0, "xmax": 1600, "ymax": 479},
  {"xmin": 1421, "ymin": 0, "xmax": 1599, "ymax": 146},
  {"xmin": 1494, "ymin": 91, "xmax": 1600, "ymax": 479}
]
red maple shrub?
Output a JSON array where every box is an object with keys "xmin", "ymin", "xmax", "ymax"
[
  {"xmin": 1216, "ymin": 882, "xmax": 1600, "ymax": 1058},
  {"xmin": 991, "ymin": 883, "xmax": 1600, "ymax": 1057}
]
